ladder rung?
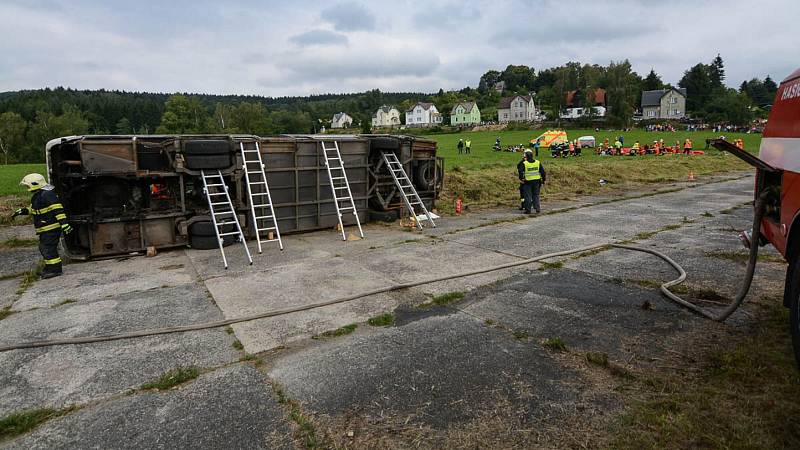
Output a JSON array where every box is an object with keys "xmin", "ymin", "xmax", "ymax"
[
  {"xmin": 211, "ymin": 201, "xmax": 229, "ymax": 206},
  {"xmin": 208, "ymin": 192, "xmax": 227, "ymax": 196},
  {"xmin": 206, "ymin": 183, "xmax": 225, "ymax": 187},
  {"xmin": 339, "ymin": 206, "xmax": 354, "ymax": 211},
  {"xmin": 218, "ymin": 232, "xmax": 240, "ymax": 237},
  {"xmin": 217, "ymin": 221, "xmax": 238, "ymax": 226},
  {"xmin": 242, "ymin": 150, "xmax": 260, "ymax": 153},
  {"xmin": 334, "ymin": 196, "xmax": 351, "ymax": 201},
  {"xmin": 214, "ymin": 211, "xmax": 234, "ymax": 216},
  {"xmin": 252, "ymin": 204, "xmax": 272, "ymax": 208},
  {"xmin": 250, "ymin": 181, "xmax": 267, "ymax": 185},
  {"xmin": 258, "ymin": 227, "xmax": 276, "ymax": 231},
  {"xmin": 330, "ymin": 176, "xmax": 345, "ymax": 180},
  {"xmin": 251, "ymin": 192, "xmax": 270, "ymax": 196},
  {"xmin": 254, "ymin": 215, "xmax": 273, "ymax": 219},
  {"xmin": 333, "ymin": 186, "xmax": 348, "ymax": 189}
]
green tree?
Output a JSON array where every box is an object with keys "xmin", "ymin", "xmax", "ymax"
[
  {"xmin": 642, "ymin": 69, "xmax": 664, "ymax": 91},
  {"xmin": 0, "ymin": 111, "xmax": 27, "ymax": 164},
  {"xmin": 156, "ymin": 94, "xmax": 208, "ymax": 133},
  {"xmin": 25, "ymin": 105, "xmax": 89, "ymax": 162},
  {"xmin": 500, "ymin": 65, "xmax": 536, "ymax": 93},
  {"xmin": 709, "ymin": 54, "xmax": 725, "ymax": 89},
  {"xmin": 704, "ymin": 89, "xmax": 753, "ymax": 125},
  {"xmin": 679, "ymin": 63, "xmax": 713, "ymax": 114},
  {"xmin": 604, "ymin": 60, "xmax": 639, "ymax": 127},
  {"xmin": 230, "ymin": 102, "xmax": 272, "ymax": 134},
  {"xmin": 478, "ymin": 70, "xmax": 502, "ymax": 93},
  {"xmin": 115, "ymin": 117, "xmax": 132, "ymax": 134}
]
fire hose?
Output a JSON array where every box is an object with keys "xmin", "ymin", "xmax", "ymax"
[{"xmin": 0, "ymin": 196, "xmax": 766, "ymax": 353}]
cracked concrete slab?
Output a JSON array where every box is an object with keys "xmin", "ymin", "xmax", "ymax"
[
  {"xmin": 0, "ymin": 284, "xmax": 240, "ymax": 415},
  {"xmin": 4, "ymin": 364, "xmax": 293, "ymax": 450},
  {"xmin": 14, "ymin": 251, "xmax": 196, "ymax": 309}
]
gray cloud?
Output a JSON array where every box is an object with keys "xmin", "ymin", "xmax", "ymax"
[
  {"xmin": 289, "ymin": 29, "xmax": 348, "ymax": 46},
  {"xmin": 320, "ymin": 1, "xmax": 376, "ymax": 31}
]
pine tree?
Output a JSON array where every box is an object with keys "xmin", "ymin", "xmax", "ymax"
[
  {"xmin": 709, "ymin": 54, "xmax": 725, "ymax": 88},
  {"xmin": 643, "ymin": 69, "xmax": 664, "ymax": 91}
]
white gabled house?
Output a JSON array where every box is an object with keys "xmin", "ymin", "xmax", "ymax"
[
  {"xmin": 372, "ymin": 105, "xmax": 401, "ymax": 127},
  {"xmin": 497, "ymin": 95, "xmax": 538, "ymax": 123},
  {"xmin": 404, "ymin": 102, "xmax": 443, "ymax": 127},
  {"xmin": 331, "ymin": 112, "xmax": 353, "ymax": 129}
]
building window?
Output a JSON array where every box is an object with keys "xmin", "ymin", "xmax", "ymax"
[
  {"xmin": 648, "ymin": 110, "xmax": 656, "ymax": 117},
  {"xmin": 670, "ymin": 97, "xmax": 677, "ymax": 104}
]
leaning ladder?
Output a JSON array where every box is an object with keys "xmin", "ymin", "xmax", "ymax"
[
  {"xmin": 381, "ymin": 152, "xmax": 436, "ymax": 229},
  {"xmin": 320, "ymin": 141, "xmax": 364, "ymax": 241},
  {"xmin": 239, "ymin": 141, "xmax": 283, "ymax": 253},
  {"xmin": 200, "ymin": 170, "xmax": 252, "ymax": 269}
]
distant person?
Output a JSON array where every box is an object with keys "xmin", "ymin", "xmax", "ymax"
[
  {"xmin": 534, "ymin": 138, "xmax": 541, "ymax": 157},
  {"xmin": 684, "ymin": 138, "xmax": 692, "ymax": 155},
  {"xmin": 517, "ymin": 149, "xmax": 546, "ymax": 214},
  {"xmin": 465, "ymin": 139, "xmax": 472, "ymax": 154},
  {"xmin": 614, "ymin": 139, "xmax": 622, "ymax": 155},
  {"xmin": 457, "ymin": 139, "xmax": 464, "ymax": 155}
]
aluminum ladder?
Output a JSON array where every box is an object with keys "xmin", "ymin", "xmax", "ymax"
[
  {"xmin": 320, "ymin": 140, "xmax": 364, "ymax": 240},
  {"xmin": 200, "ymin": 170, "xmax": 252, "ymax": 269},
  {"xmin": 239, "ymin": 141, "xmax": 283, "ymax": 253},
  {"xmin": 382, "ymin": 152, "xmax": 436, "ymax": 229}
]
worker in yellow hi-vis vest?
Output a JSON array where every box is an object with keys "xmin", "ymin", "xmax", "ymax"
[
  {"xmin": 11, "ymin": 174, "xmax": 73, "ymax": 279},
  {"xmin": 517, "ymin": 149, "xmax": 546, "ymax": 214}
]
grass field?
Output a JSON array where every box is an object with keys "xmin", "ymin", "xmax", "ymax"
[
  {"xmin": 0, "ymin": 164, "xmax": 47, "ymax": 197},
  {"xmin": 428, "ymin": 129, "xmax": 759, "ymax": 213},
  {"xmin": 0, "ymin": 164, "xmax": 46, "ymax": 224}
]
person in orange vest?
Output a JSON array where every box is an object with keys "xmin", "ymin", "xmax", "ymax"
[
  {"xmin": 568, "ymin": 140, "xmax": 575, "ymax": 156},
  {"xmin": 653, "ymin": 141, "xmax": 661, "ymax": 155},
  {"xmin": 683, "ymin": 138, "xmax": 692, "ymax": 155}
]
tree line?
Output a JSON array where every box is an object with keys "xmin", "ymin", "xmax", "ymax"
[{"xmin": 0, "ymin": 54, "xmax": 781, "ymax": 163}]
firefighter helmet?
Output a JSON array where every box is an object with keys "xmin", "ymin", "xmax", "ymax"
[{"xmin": 20, "ymin": 173, "xmax": 47, "ymax": 191}]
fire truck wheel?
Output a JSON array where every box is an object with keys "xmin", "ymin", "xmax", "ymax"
[{"xmin": 790, "ymin": 258, "xmax": 800, "ymax": 368}]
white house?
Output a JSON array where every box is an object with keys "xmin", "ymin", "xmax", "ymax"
[
  {"xmin": 497, "ymin": 95, "xmax": 538, "ymax": 123},
  {"xmin": 404, "ymin": 102, "xmax": 443, "ymax": 127},
  {"xmin": 331, "ymin": 112, "xmax": 353, "ymax": 129},
  {"xmin": 560, "ymin": 106, "xmax": 607, "ymax": 119},
  {"xmin": 372, "ymin": 105, "xmax": 401, "ymax": 128}
]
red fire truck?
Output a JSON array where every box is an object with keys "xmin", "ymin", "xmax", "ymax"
[{"xmin": 715, "ymin": 67, "xmax": 800, "ymax": 365}]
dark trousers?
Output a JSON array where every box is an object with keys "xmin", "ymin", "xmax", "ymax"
[
  {"xmin": 465, "ymin": 146, "xmax": 470, "ymax": 154},
  {"xmin": 39, "ymin": 230, "xmax": 62, "ymax": 274},
  {"xmin": 518, "ymin": 184, "xmax": 525, "ymax": 209},
  {"xmin": 458, "ymin": 146, "xmax": 463, "ymax": 154},
  {"xmin": 522, "ymin": 181, "xmax": 541, "ymax": 213}
]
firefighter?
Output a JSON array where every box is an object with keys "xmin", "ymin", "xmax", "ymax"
[
  {"xmin": 11, "ymin": 174, "xmax": 72, "ymax": 279},
  {"xmin": 457, "ymin": 139, "xmax": 464, "ymax": 154},
  {"xmin": 518, "ymin": 152, "xmax": 526, "ymax": 210},
  {"xmin": 517, "ymin": 149, "xmax": 546, "ymax": 214},
  {"xmin": 684, "ymin": 138, "xmax": 693, "ymax": 155},
  {"xmin": 465, "ymin": 139, "xmax": 472, "ymax": 154}
]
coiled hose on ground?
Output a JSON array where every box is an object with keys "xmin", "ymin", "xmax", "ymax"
[{"xmin": 0, "ymin": 197, "xmax": 766, "ymax": 353}]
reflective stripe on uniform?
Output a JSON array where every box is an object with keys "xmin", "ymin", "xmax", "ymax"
[
  {"xmin": 523, "ymin": 160, "xmax": 541, "ymax": 181},
  {"xmin": 55, "ymin": 213, "xmax": 67, "ymax": 221},
  {"xmin": 44, "ymin": 257, "xmax": 62, "ymax": 265},
  {"xmin": 32, "ymin": 203, "xmax": 64, "ymax": 215},
  {"xmin": 35, "ymin": 223, "xmax": 61, "ymax": 233}
]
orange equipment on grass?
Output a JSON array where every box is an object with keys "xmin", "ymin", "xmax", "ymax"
[{"xmin": 531, "ymin": 130, "xmax": 568, "ymax": 148}]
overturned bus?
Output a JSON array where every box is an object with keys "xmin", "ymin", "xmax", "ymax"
[{"xmin": 45, "ymin": 134, "xmax": 443, "ymax": 259}]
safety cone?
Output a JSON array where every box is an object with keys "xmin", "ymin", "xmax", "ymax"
[{"xmin": 688, "ymin": 171, "xmax": 696, "ymax": 181}]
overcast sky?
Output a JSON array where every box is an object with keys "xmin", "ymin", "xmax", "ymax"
[{"xmin": 1, "ymin": 0, "xmax": 797, "ymax": 96}]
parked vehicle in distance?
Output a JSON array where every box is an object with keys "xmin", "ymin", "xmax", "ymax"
[{"xmin": 45, "ymin": 134, "xmax": 442, "ymax": 259}]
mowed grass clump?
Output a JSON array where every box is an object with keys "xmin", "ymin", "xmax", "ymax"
[
  {"xmin": 610, "ymin": 302, "xmax": 800, "ymax": 449},
  {"xmin": 367, "ymin": 313, "xmax": 395, "ymax": 327},
  {"xmin": 312, "ymin": 324, "xmax": 357, "ymax": 339},
  {"xmin": 0, "ymin": 408, "xmax": 57, "ymax": 439},
  {"xmin": 141, "ymin": 366, "xmax": 199, "ymax": 390},
  {"xmin": 418, "ymin": 291, "xmax": 465, "ymax": 309}
]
